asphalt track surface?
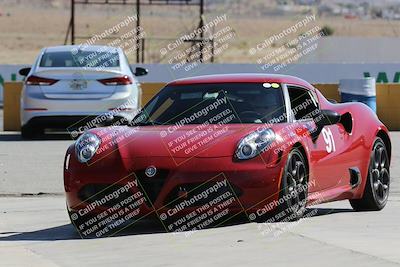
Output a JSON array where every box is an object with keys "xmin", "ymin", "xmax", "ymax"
[{"xmin": 1, "ymin": 108, "xmax": 400, "ymax": 266}]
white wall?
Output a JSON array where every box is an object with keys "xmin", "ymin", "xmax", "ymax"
[{"xmin": 1, "ymin": 63, "xmax": 399, "ymax": 104}]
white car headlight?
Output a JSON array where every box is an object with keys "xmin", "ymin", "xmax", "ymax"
[
  {"xmin": 235, "ymin": 129, "xmax": 275, "ymax": 160},
  {"xmin": 75, "ymin": 132, "xmax": 101, "ymax": 163}
]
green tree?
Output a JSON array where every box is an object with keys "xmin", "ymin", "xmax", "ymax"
[{"xmin": 320, "ymin": 25, "xmax": 334, "ymax": 36}]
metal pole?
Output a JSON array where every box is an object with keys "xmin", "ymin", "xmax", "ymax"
[
  {"xmin": 136, "ymin": 0, "xmax": 141, "ymax": 63},
  {"xmin": 141, "ymin": 38, "xmax": 145, "ymax": 63},
  {"xmin": 71, "ymin": 0, "xmax": 75, "ymax": 45},
  {"xmin": 210, "ymin": 23, "xmax": 215, "ymax": 63},
  {"xmin": 211, "ymin": 39, "xmax": 214, "ymax": 63},
  {"xmin": 199, "ymin": 0, "xmax": 204, "ymax": 62},
  {"xmin": 64, "ymin": 18, "xmax": 71, "ymax": 45}
]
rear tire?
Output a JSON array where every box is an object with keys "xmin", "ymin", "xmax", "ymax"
[
  {"xmin": 350, "ymin": 137, "xmax": 390, "ymax": 211},
  {"xmin": 21, "ymin": 125, "xmax": 34, "ymax": 139},
  {"xmin": 21, "ymin": 125, "xmax": 44, "ymax": 139},
  {"xmin": 21, "ymin": 125, "xmax": 43, "ymax": 139}
]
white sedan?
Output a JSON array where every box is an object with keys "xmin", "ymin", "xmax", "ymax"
[{"xmin": 19, "ymin": 45, "xmax": 147, "ymax": 138}]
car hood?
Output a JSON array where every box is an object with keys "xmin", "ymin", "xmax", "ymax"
[{"xmin": 94, "ymin": 124, "xmax": 278, "ymax": 159}]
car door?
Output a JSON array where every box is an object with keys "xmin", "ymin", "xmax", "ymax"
[{"xmin": 286, "ymin": 85, "xmax": 348, "ymax": 192}]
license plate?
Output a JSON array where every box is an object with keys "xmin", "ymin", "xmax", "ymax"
[{"xmin": 70, "ymin": 80, "xmax": 87, "ymax": 90}]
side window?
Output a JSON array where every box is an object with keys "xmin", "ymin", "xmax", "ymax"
[
  {"xmin": 287, "ymin": 86, "xmax": 319, "ymax": 121},
  {"xmin": 123, "ymin": 53, "xmax": 133, "ymax": 73}
]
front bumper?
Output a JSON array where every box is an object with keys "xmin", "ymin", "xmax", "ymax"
[{"xmin": 65, "ymin": 148, "xmax": 284, "ymax": 234}]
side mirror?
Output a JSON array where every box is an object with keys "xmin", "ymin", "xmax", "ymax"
[
  {"xmin": 315, "ymin": 109, "xmax": 341, "ymax": 127},
  {"xmin": 19, "ymin": 67, "xmax": 31, "ymax": 76},
  {"xmin": 133, "ymin": 67, "xmax": 148, "ymax": 77}
]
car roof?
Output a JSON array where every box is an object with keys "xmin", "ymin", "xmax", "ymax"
[
  {"xmin": 43, "ymin": 45, "xmax": 120, "ymax": 53},
  {"xmin": 168, "ymin": 73, "xmax": 313, "ymax": 89}
]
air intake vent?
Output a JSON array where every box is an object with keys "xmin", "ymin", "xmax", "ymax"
[{"xmin": 349, "ymin": 167, "xmax": 361, "ymax": 188}]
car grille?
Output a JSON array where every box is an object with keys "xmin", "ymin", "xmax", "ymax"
[
  {"xmin": 135, "ymin": 169, "xmax": 169, "ymax": 205},
  {"xmin": 78, "ymin": 183, "xmax": 135, "ymax": 208},
  {"xmin": 164, "ymin": 182, "xmax": 242, "ymax": 208}
]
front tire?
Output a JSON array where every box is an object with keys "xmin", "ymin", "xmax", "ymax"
[
  {"xmin": 275, "ymin": 148, "xmax": 308, "ymax": 221},
  {"xmin": 350, "ymin": 137, "xmax": 390, "ymax": 211}
]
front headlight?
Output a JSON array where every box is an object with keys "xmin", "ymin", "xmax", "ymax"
[
  {"xmin": 75, "ymin": 132, "xmax": 101, "ymax": 163},
  {"xmin": 235, "ymin": 129, "xmax": 275, "ymax": 160}
]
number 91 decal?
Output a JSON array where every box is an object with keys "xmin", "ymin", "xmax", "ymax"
[{"xmin": 322, "ymin": 128, "xmax": 336, "ymax": 153}]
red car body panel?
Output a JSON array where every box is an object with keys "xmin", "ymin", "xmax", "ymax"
[{"xmin": 64, "ymin": 74, "xmax": 391, "ymax": 228}]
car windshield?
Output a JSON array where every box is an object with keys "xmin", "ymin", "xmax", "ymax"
[
  {"xmin": 133, "ymin": 83, "xmax": 287, "ymax": 126},
  {"xmin": 39, "ymin": 51, "xmax": 120, "ymax": 68}
]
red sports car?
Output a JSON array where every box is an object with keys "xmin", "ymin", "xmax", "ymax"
[{"xmin": 64, "ymin": 74, "xmax": 391, "ymax": 238}]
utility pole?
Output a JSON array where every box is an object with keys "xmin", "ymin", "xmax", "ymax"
[
  {"xmin": 136, "ymin": 0, "xmax": 141, "ymax": 63},
  {"xmin": 71, "ymin": 0, "xmax": 75, "ymax": 45}
]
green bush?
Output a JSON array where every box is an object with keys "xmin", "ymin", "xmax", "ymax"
[{"xmin": 320, "ymin": 25, "xmax": 334, "ymax": 36}]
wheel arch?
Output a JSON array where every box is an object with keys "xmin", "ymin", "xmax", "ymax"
[
  {"xmin": 292, "ymin": 142, "xmax": 309, "ymax": 175},
  {"xmin": 377, "ymin": 130, "xmax": 391, "ymax": 165}
]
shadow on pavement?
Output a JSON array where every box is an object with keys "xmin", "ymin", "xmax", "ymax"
[
  {"xmin": 0, "ymin": 215, "xmax": 248, "ymax": 241},
  {"xmin": 307, "ymin": 207, "xmax": 354, "ymax": 217},
  {"xmin": 0, "ymin": 221, "xmax": 168, "ymax": 241},
  {"xmin": 0, "ymin": 134, "xmax": 24, "ymax": 141},
  {"xmin": 0, "ymin": 224, "xmax": 80, "ymax": 241},
  {"xmin": 0, "ymin": 133, "xmax": 74, "ymax": 141},
  {"xmin": 0, "ymin": 208, "xmax": 354, "ymax": 241}
]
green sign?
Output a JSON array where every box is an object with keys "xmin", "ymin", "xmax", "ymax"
[
  {"xmin": 364, "ymin": 72, "xmax": 400, "ymax": 83},
  {"xmin": 0, "ymin": 73, "xmax": 18, "ymax": 87}
]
